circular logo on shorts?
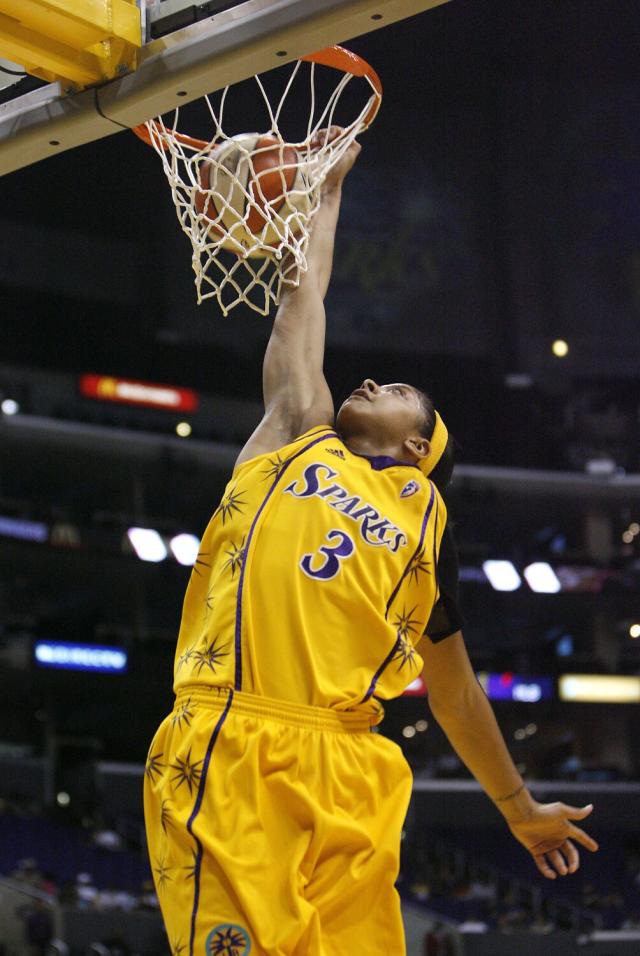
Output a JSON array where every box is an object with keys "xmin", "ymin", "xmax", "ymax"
[{"xmin": 205, "ymin": 923, "xmax": 251, "ymax": 956}]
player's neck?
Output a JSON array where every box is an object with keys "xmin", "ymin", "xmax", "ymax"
[{"xmin": 343, "ymin": 434, "xmax": 415, "ymax": 465}]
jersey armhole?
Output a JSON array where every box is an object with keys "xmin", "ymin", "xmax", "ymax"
[{"xmin": 231, "ymin": 425, "xmax": 337, "ymax": 478}]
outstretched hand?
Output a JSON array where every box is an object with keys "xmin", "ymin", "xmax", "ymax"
[
  {"xmin": 309, "ymin": 126, "xmax": 362, "ymax": 191},
  {"xmin": 506, "ymin": 800, "xmax": 599, "ymax": 880}
]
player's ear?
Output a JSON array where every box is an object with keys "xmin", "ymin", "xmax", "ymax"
[{"xmin": 404, "ymin": 436, "xmax": 430, "ymax": 461}]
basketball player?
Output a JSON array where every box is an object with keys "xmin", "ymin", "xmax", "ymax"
[{"xmin": 144, "ymin": 135, "xmax": 599, "ymax": 956}]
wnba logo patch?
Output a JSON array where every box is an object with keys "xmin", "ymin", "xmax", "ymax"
[
  {"xmin": 205, "ymin": 923, "xmax": 251, "ymax": 955},
  {"xmin": 400, "ymin": 480, "xmax": 420, "ymax": 499}
]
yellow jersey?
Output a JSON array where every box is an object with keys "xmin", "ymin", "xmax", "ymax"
[{"xmin": 173, "ymin": 425, "xmax": 446, "ymax": 717}]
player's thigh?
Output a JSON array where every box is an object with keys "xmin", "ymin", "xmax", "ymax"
[
  {"xmin": 308, "ymin": 731, "xmax": 412, "ymax": 955},
  {"xmin": 144, "ymin": 705, "xmax": 325, "ymax": 954}
]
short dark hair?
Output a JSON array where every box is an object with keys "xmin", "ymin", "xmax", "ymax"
[
  {"xmin": 413, "ymin": 387, "xmax": 458, "ymax": 493},
  {"xmin": 415, "ymin": 388, "xmax": 436, "ymax": 440}
]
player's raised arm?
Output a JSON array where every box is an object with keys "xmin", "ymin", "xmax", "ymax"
[
  {"xmin": 235, "ymin": 134, "xmax": 361, "ymax": 468},
  {"xmin": 418, "ymin": 632, "xmax": 599, "ymax": 879}
]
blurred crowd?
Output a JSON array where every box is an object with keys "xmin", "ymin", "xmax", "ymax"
[
  {"xmin": 10, "ymin": 856, "xmax": 160, "ymax": 913},
  {"xmin": 403, "ymin": 838, "xmax": 640, "ymax": 935}
]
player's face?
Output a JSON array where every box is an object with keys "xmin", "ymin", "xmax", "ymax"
[{"xmin": 336, "ymin": 379, "xmax": 426, "ymax": 447}]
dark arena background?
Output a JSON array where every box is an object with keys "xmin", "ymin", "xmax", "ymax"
[{"xmin": 2, "ymin": 1, "xmax": 640, "ymax": 953}]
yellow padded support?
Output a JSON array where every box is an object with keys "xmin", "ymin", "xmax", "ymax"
[{"xmin": 0, "ymin": 0, "xmax": 141, "ymax": 87}]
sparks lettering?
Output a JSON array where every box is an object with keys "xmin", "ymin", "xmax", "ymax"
[{"xmin": 283, "ymin": 463, "xmax": 407, "ymax": 553}]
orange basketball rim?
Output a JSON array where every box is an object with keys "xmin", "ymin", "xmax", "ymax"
[{"xmin": 131, "ymin": 45, "xmax": 383, "ymax": 151}]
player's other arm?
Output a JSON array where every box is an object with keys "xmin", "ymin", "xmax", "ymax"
[
  {"xmin": 235, "ymin": 136, "xmax": 361, "ymax": 469},
  {"xmin": 417, "ymin": 631, "xmax": 599, "ymax": 880}
]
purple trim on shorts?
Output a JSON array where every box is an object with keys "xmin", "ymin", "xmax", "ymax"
[
  {"xmin": 233, "ymin": 429, "xmax": 338, "ymax": 690},
  {"xmin": 186, "ymin": 689, "xmax": 234, "ymax": 956},
  {"xmin": 385, "ymin": 482, "xmax": 435, "ymax": 619}
]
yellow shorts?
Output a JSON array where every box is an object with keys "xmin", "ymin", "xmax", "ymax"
[{"xmin": 143, "ymin": 686, "xmax": 413, "ymax": 956}]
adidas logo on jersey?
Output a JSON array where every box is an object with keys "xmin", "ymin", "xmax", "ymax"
[
  {"xmin": 400, "ymin": 480, "xmax": 420, "ymax": 499},
  {"xmin": 327, "ymin": 448, "xmax": 346, "ymax": 460}
]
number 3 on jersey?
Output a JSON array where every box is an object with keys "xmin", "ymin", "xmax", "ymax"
[{"xmin": 300, "ymin": 529, "xmax": 355, "ymax": 580}]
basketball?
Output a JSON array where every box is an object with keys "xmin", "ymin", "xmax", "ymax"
[{"xmin": 194, "ymin": 132, "xmax": 311, "ymax": 256}]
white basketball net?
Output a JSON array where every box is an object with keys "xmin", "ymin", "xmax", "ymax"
[{"xmin": 137, "ymin": 48, "xmax": 381, "ymax": 316}]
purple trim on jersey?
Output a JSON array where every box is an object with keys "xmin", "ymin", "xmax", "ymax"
[
  {"xmin": 384, "ymin": 482, "xmax": 436, "ymax": 619},
  {"xmin": 361, "ymin": 482, "xmax": 436, "ymax": 704},
  {"xmin": 233, "ymin": 429, "xmax": 338, "ymax": 690},
  {"xmin": 359, "ymin": 453, "xmax": 420, "ymax": 471},
  {"xmin": 186, "ymin": 689, "xmax": 234, "ymax": 956},
  {"xmin": 360, "ymin": 636, "xmax": 402, "ymax": 704}
]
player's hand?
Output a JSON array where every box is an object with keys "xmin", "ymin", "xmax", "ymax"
[
  {"xmin": 505, "ymin": 800, "xmax": 599, "ymax": 880},
  {"xmin": 310, "ymin": 126, "xmax": 361, "ymax": 191}
]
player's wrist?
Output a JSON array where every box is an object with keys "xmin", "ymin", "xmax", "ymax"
[
  {"xmin": 492, "ymin": 783, "xmax": 537, "ymax": 823},
  {"xmin": 320, "ymin": 181, "xmax": 343, "ymax": 203}
]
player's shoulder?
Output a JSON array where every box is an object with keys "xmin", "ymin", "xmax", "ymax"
[{"xmin": 232, "ymin": 424, "xmax": 338, "ymax": 479}]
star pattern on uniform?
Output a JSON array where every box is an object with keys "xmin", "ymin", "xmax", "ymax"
[
  {"xmin": 144, "ymin": 751, "xmax": 165, "ymax": 784},
  {"xmin": 222, "ymin": 538, "xmax": 245, "ymax": 579},
  {"xmin": 192, "ymin": 549, "xmax": 212, "ymax": 577},
  {"xmin": 261, "ymin": 453, "xmax": 289, "ymax": 482},
  {"xmin": 392, "ymin": 634, "xmax": 418, "ymax": 672},
  {"xmin": 171, "ymin": 698, "xmax": 194, "ymax": 731},
  {"xmin": 183, "ymin": 848, "xmax": 198, "ymax": 881},
  {"xmin": 176, "ymin": 647, "xmax": 194, "ymax": 673},
  {"xmin": 393, "ymin": 604, "xmax": 421, "ymax": 641},
  {"xmin": 190, "ymin": 635, "xmax": 229, "ymax": 676},
  {"xmin": 160, "ymin": 798, "xmax": 173, "ymax": 834},
  {"xmin": 203, "ymin": 586, "xmax": 215, "ymax": 617},
  {"xmin": 170, "ymin": 938, "xmax": 186, "ymax": 956},
  {"xmin": 153, "ymin": 855, "xmax": 173, "ymax": 893},
  {"xmin": 170, "ymin": 747, "xmax": 203, "ymax": 796},
  {"xmin": 408, "ymin": 547, "xmax": 431, "ymax": 585},
  {"xmin": 208, "ymin": 926, "xmax": 249, "ymax": 956},
  {"xmin": 215, "ymin": 486, "xmax": 247, "ymax": 525}
]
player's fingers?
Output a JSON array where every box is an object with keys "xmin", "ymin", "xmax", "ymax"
[
  {"xmin": 567, "ymin": 824, "xmax": 599, "ymax": 852},
  {"xmin": 548, "ymin": 849, "xmax": 569, "ymax": 876},
  {"xmin": 324, "ymin": 124, "xmax": 343, "ymax": 141},
  {"xmin": 564, "ymin": 840, "xmax": 580, "ymax": 874},
  {"xmin": 533, "ymin": 853, "xmax": 557, "ymax": 880},
  {"xmin": 562, "ymin": 802, "xmax": 594, "ymax": 820},
  {"xmin": 309, "ymin": 126, "xmax": 344, "ymax": 149}
]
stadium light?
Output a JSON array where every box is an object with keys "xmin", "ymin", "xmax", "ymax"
[
  {"xmin": 559, "ymin": 674, "xmax": 640, "ymax": 704},
  {"xmin": 35, "ymin": 641, "xmax": 128, "ymax": 673},
  {"xmin": 482, "ymin": 560, "xmax": 521, "ymax": 592},
  {"xmin": 127, "ymin": 527, "xmax": 167, "ymax": 562},
  {"xmin": 0, "ymin": 515, "xmax": 48, "ymax": 542},
  {"xmin": 1, "ymin": 398, "xmax": 19, "ymax": 415},
  {"xmin": 170, "ymin": 533, "xmax": 200, "ymax": 566},
  {"xmin": 523, "ymin": 562, "xmax": 561, "ymax": 593}
]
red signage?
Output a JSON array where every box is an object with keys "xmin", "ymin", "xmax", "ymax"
[
  {"xmin": 403, "ymin": 676, "xmax": 427, "ymax": 696},
  {"xmin": 79, "ymin": 375, "xmax": 199, "ymax": 412}
]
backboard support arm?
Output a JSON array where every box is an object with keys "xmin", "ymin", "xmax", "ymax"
[{"xmin": 0, "ymin": 0, "xmax": 451, "ymax": 176}]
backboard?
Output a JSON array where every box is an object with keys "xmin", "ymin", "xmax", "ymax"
[{"xmin": 0, "ymin": 0, "xmax": 451, "ymax": 177}]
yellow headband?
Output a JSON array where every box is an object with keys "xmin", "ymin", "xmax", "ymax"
[{"xmin": 419, "ymin": 409, "xmax": 448, "ymax": 477}]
